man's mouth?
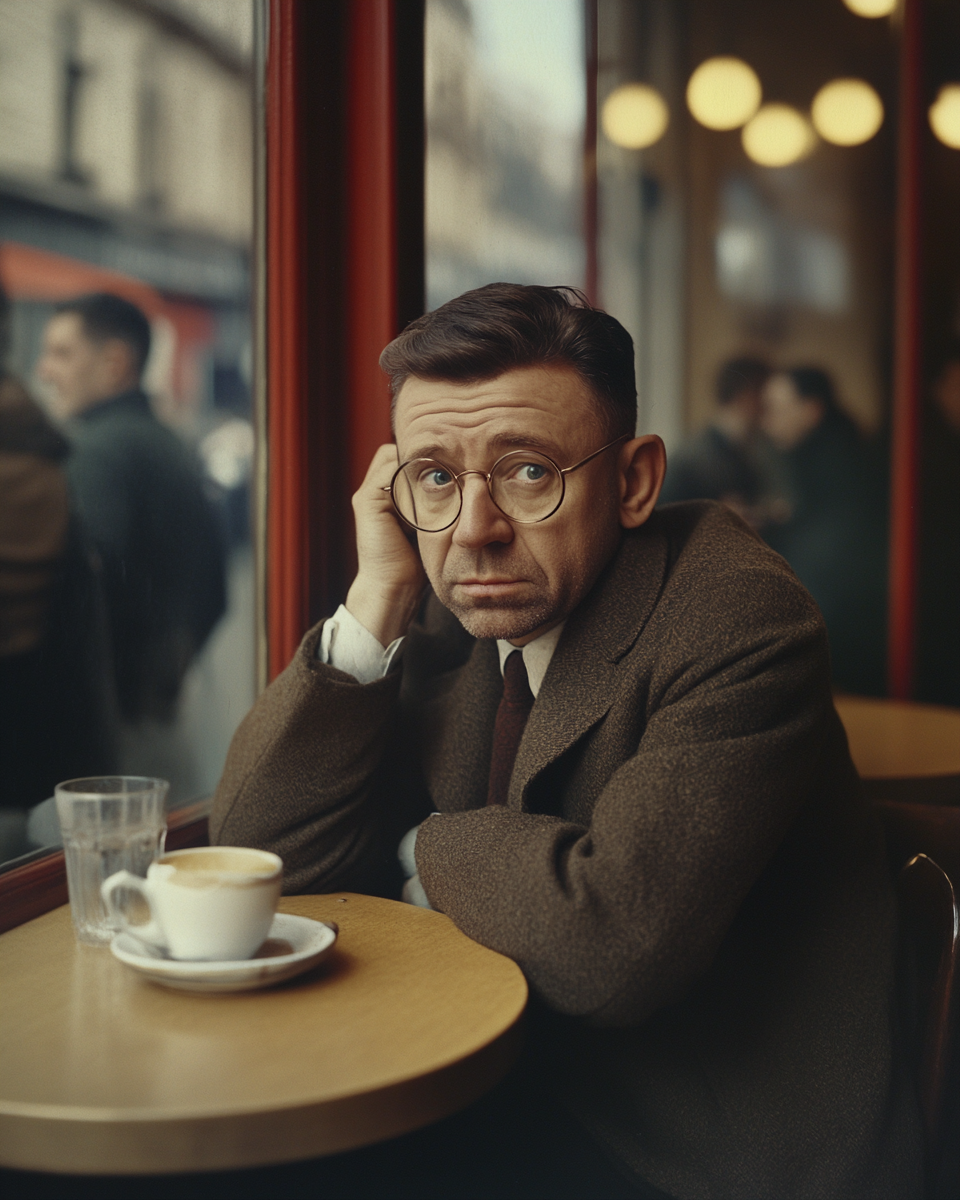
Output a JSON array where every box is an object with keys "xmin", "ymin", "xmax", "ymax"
[{"xmin": 454, "ymin": 578, "xmax": 526, "ymax": 598}]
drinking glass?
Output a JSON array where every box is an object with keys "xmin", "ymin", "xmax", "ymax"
[{"xmin": 55, "ymin": 777, "xmax": 169, "ymax": 946}]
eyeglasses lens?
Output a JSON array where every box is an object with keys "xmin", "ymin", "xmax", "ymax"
[
  {"xmin": 393, "ymin": 460, "xmax": 459, "ymax": 531},
  {"xmin": 490, "ymin": 452, "xmax": 562, "ymax": 522},
  {"xmin": 392, "ymin": 452, "xmax": 563, "ymax": 531}
]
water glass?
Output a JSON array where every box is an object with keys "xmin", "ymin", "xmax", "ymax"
[{"xmin": 55, "ymin": 777, "xmax": 169, "ymax": 946}]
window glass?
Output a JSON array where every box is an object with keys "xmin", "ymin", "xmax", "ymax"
[
  {"xmin": 426, "ymin": 0, "xmax": 959, "ymax": 705},
  {"xmin": 0, "ymin": 0, "xmax": 256, "ymax": 864},
  {"xmin": 425, "ymin": 0, "xmax": 586, "ymax": 308}
]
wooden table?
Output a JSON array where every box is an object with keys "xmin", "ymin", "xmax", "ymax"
[
  {"xmin": 0, "ymin": 893, "xmax": 527, "ymax": 1175},
  {"xmin": 834, "ymin": 695, "xmax": 960, "ymax": 803}
]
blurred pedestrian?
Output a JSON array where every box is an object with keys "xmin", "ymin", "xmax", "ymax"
[
  {"xmin": 660, "ymin": 356, "xmax": 785, "ymax": 530},
  {"xmin": 761, "ymin": 367, "xmax": 887, "ymax": 696},
  {"xmin": 38, "ymin": 293, "xmax": 227, "ymax": 726},
  {"xmin": 0, "ymin": 283, "xmax": 115, "ymax": 832}
]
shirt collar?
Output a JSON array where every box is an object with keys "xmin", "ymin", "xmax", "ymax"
[{"xmin": 496, "ymin": 621, "xmax": 566, "ymax": 699}]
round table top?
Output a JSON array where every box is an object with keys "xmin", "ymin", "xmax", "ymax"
[
  {"xmin": 834, "ymin": 695, "xmax": 960, "ymax": 780},
  {"xmin": 0, "ymin": 892, "xmax": 527, "ymax": 1175}
]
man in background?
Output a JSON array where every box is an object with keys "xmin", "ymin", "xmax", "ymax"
[
  {"xmin": 659, "ymin": 355, "xmax": 782, "ymax": 530},
  {"xmin": 38, "ymin": 292, "xmax": 226, "ymax": 727},
  {"xmin": 761, "ymin": 366, "xmax": 887, "ymax": 696}
]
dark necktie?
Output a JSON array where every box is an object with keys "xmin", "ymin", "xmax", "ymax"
[{"xmin": 487, "ymin": 650, "xmax": 534, "ymax": 807}]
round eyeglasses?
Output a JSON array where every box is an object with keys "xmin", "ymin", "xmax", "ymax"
[{"xmin": 381, "ymin": 434, "xmax": 628, "ymax": 533}]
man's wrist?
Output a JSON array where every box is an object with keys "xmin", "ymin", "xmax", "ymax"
[{"xmin": 344, "ymin": 576, "xmax": 422, "ymax": 648}]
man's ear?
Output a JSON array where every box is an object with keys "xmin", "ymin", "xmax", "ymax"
[
  {"xmin": 101, "ymin": 338, "xmax": 140, "ymax": 392},
  {"xmin": 618, "ymin": 435, "xmax": 666, "ymax": 529}
]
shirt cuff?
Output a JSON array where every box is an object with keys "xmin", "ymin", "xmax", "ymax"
[
  {"xmin": 401, "ymin": 874, "xmax": 433, "ymax": 909},
  {"xmin": 317, "ymin": 604, "xmax": 405, "ymax": 684}
]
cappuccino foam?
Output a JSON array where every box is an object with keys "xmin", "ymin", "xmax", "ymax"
[{"xmin": 158, "ymin": 849, "xmax": 279, "ymax": 888}]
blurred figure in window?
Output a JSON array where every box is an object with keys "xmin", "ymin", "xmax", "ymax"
[
  {"xmin": 660, "ymin": 356, "xmax": 785, "ymax": 531},
  {"xmin": 37, "ymin": 293, "xmax": 227, "ymax": 727},
  {"xmin": 761, "ymin": 366, "xmax": 887, "ymax": 696},
  {"xmin": 917, "ymin": 343, "xmax": 960, "ymax": 707},
  {"xmin": 0, "ymin": 283, "xmax": 115, "ymax": 845}
]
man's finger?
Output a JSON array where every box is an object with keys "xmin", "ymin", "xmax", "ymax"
[{"xmin": 360, "ymin": 443, "xmax": 401, "ymax": 490}]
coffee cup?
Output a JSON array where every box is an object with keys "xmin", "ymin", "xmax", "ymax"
[{"xmin": 101, "ymin": 846, "xmax": 283, "ymax": 961}]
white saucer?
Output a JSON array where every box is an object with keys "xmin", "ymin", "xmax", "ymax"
[{"xmin": 110, "ymin": 913, "xmax": 338, "ymax": 993}]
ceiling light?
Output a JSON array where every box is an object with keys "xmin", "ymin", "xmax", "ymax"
[
  {"xmin": 742, "ymin": 104, "xmax": 816, "ymax": 167},
  {"xmin": 601, "ymin": 84, "xmax": 669, "ymax": 150},
  {"xmin": 811, "ymin": 78, "xmax": 884, "ymax": 145},
  {"xmin": 842, "ymin": 0, "xmax": 897, "ymax": 16},
  {"xmin": 686, "ymin": 57, "xmax": 762, "ymax": 130},
  {"xmin": 929, "ymin": 85, "xmax": 960, "ymax": 149}
]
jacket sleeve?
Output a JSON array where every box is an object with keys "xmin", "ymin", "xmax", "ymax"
[
  {"xmin": 414, "ymin": 564, "xmax": 847, "ymax": 1027},
  {"xmin": 210, "ymin": 622, "xmax": 425, "ymax": 895}
]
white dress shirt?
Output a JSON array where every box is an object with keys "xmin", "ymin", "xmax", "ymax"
[
  {"xmin": 318, "ymin": 605, "xmax": 405, "ymax": 683},
  {"xmin": 494, "ymin": 621, "xmax": 565, "ymax": 699}
]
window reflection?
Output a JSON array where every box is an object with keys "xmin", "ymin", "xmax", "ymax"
[
  {"xmin": 0, "ymin": 0, "xmax": 255, "ymax": 863},
  {"xmin": 597, "ymin": 0, "xmax": 897, "ymax": 697},
  {"xmin": 427, "ymin": 0, "xmax": 958, "ymax": 706}
]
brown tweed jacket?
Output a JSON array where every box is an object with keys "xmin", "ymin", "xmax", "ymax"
[{"xmin": 212, "ymin": 501, "xmax": 921, "ymax": 1200}]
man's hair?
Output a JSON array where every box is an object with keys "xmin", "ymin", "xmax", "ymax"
[
  {"xmin": 714, "ymin": 356, "xmax": 770, "ymax": 405},
  {"xmin": 380, "ymin": 283, "xmax": 638, "ymax": 437},
  {"xmin": 55, "ymin": 293, "xmax": 151, "ymax": 378}
]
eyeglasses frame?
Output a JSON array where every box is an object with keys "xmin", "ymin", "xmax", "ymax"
[{"xmin": 380, "ymin": 433, "xmax": 630, "ymax": 533}]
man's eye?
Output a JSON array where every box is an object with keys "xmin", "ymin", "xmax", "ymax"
[
  {"xmin": 514, "ymin": 462, "xmax": 548, "ymax": 483},
  {"xmin": 419, "ymin": 468, "xmax": 453, "ymax": 488}
]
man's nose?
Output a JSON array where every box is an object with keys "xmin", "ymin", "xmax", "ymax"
[{"xmin": 451, "ymin": 476, "xmax": 514, "ymax": 547}]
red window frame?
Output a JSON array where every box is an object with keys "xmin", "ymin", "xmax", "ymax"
[{"xmin": 264, "ymin": 0, "xmax": 424, "ymax": 680}]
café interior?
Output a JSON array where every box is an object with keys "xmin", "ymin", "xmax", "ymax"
[{"xmin": 1, "ymin": 0, "xmax": 959, "ymax": 1196}]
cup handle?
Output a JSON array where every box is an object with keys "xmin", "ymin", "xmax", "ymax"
[{"xmin": 101, "ymin": 871, "xmax": 167, "ymax": 951}]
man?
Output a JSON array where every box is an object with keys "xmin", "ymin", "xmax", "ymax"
[
  {"xmin": 38, "ymin": 293, "xmax": 226, "ymax": 724},
  {"xmin": 659, "ymin": 355, "xmax": 781, "ymax": 530},
  {"xmin": 213, "ymin": 285, "xmax": 920, "ymax": 1199},
  {"xmin": 761, "ymin": 367, "xmax": 887, "ymax": 696}
]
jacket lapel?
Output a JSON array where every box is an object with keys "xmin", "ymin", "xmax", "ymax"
[{"xmin": 510, "ymin": 519, "xmax": 670, "ymax": 808}]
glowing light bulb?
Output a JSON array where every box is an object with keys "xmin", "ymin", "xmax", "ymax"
[
  {"xmin": 601, "ymin": 84, "xmax": 669, "ymax": 150},
  {"xmin": 842, "ymin": 0, "xmax": 896, "ymax": 16},
  {"xmin": 742, "ymin": 104, "xmax": 816, "ymax": 167},
  {"xmin": 811, "ymin": 78, "xmax": 884, "ymax": 145},
  {"xmin": 929, "ymin": 84, "xmax": 960, "ymax": 149},
  {"xmin": 686, "ymin": 57, "xmax": 762, "ymax": 130}
]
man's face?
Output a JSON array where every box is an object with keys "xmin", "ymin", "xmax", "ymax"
[
  {"xmin": 37, "ymin": 313, "xmax": 134, "ymax": 417},
  {"xmin": 717, "ymin": 387, "xmax": 763, "ymax": 442},
  {"xmin": 761, "ymin": 373, "xmax": 822, "ymax": 451},
  {"xmin": 393, "ymin": 365, "xmax": 625, "ymax": 645},
  {"xmin": 734, "ymin": 385, "xmax": 763, "ymax": 428}
]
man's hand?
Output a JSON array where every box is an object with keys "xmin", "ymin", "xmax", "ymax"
[{"xmin": 345, "ymin": 444, "xmax": 426, "ymax": 647}]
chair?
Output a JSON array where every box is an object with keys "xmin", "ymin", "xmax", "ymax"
[
  {"xmin": 897, "ymin": 855, "xmax": 958, "ymax": 1137},
  {"xmin": 881, "ymin": 801, "xmax": 960, "ymax": 889}
]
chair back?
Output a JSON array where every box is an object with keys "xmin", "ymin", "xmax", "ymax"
[
  {"xmin": 896, "ymin": 853, "xmax": 959, "ymax": 1186},
  {"xmin": 881, "ymin": 801, "xmax": 960, "ymax": 887}
]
